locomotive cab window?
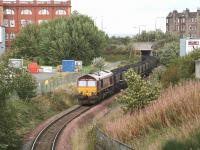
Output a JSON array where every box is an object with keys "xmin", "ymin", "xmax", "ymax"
[
  {"xmin": 88, "ymin": 81, "xmax": 96, "ymax": 87},
  {"xmin": 78, "ymin": 81, "xmax": 87, "ymax": 87}
]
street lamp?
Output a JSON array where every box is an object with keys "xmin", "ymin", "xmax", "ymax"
[
  {"xmin": 133, "ymin": 25, "xmax": 146, "ymax": 35},
  {"xmin": 155, "ymin": 17, "xmax": 165, "ymax": 30}
]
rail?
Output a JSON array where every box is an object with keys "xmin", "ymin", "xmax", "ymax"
[{"xmin": 30, "ymin": 105, "xmax": 90, "ymax": 150}]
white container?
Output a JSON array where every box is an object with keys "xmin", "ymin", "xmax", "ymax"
[{"xmin": 40, "ymin": 66, "xmax": 53, "ymax": 73}]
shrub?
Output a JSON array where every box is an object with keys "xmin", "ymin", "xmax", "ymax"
[
  {"xmin": 14, "ymin": 70, "xmax": 37, "ymax": 100},
  {"xmin": 118, "ymin": 69, "xmax": 160, "ymax": 112},
  {"xmin": 161, "ymin": 49, "xmax": 200, "ymax": 87},
  {"xmin": 0, "ymin": 61, "xmax": 15, "ymax": 105},
  {"xmin": 153, "ymin": 42, "xmax": 179, "ymax": 66},
  {"xmin": 92, "ymin": 57, "xmax": 106, "ymax": 71},
  {"xmin": 0, "ymin": 106, "xmax": 21, "ymax": 150}
]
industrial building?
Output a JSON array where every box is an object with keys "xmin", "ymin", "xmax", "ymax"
[{"xmin": 0, "ymin": 0, "xmax": 71, "ymax": 49}]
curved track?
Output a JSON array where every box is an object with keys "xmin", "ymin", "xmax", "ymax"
[{"xmin": 30, "ymin": 106, "xmax": 90, "ymax": 150}]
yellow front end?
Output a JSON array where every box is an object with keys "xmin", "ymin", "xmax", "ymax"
[{"xmin": 78, "ymin": 87, "xmax": 97, "ymax": 97}]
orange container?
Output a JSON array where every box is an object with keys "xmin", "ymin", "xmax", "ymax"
[{"xmin": 28, "ymin": 63, "xmax": 39, "ymax": 73}]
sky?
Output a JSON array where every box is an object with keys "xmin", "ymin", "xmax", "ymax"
[{"xmin": 72, "ymin": 0, "xmax": 200, "ymax": 36}]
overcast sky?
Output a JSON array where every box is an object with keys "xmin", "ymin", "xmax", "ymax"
[{"xmin": 72, "ymin": 0, "xmax": 200, "ymax": 36}]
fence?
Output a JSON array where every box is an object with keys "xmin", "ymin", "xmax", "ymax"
[
  {"xmin": 95, "ymin": 128, "xmax": 134, "ymax": 150},
  {"xmin": 36, "ymin": 72, "xmax": 83, "ymax": 94}
]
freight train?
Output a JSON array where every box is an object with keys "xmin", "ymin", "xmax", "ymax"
[{"xmin": 77, "ymin": 56, "xmax": 158, "ymax": 105}]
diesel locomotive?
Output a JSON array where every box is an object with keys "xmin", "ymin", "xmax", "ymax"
[{"xmin": 77, "ymin": 56, "xmax": 158, "ymax": 105}]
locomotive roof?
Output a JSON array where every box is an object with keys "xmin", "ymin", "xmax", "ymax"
[{"xmin": 79, "ymin": 70, "xmax": 113, "ymax": 81}]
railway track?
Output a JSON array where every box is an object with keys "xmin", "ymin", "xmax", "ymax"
[{"xmin": 30, "ymin": 105, "xmax": 91, "ymax": 150}]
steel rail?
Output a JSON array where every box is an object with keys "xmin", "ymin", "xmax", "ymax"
[
  {"xmin": 30, "ymin": 105, "xmax": 90, "ymax": 150},
  {"xmin": 51, "ymin": 107, "xmax": 90, "ymax": 150}
]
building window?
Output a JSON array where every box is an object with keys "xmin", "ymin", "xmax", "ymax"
[
  {"xmin": 182, "ymin": 18, "xmax": 185, "ymax": 23},
  {"xmin": 21, "ymin": 20, "xmax": 32, "ymax": 27},
  {"xmin": 3, "ymin": 19, "xmax": 9, "ymax": 27},
  {"xmin": 177, "ymin": 19, "xmax": 179, "ymax": 23},
  {"xmin": 21, "ymin": 9, "xmax": 32, "ymax": 15},
  {"xmin": 192, "ymin": 18, "xmax": 194, "ymax": 22},
  {"xmin": 55, "ymin": 9, "xmax": 66, "ymax": 15},
  {"xmin": 188, "ymin": 25, "xmax": 192, "ymax": 31},
  {"xmin": 38, "ymin": 8, "xmax": 49, "ymax": 15},
  {"xmin": 3, "ymin": 19, "xmax": 15, "ymax": 27},
  {"xmin": 4, "ymin": 8, "xmax": 15, "ymax": 15},
  {"xmin": 38, "ymin": 20, "xmax": 48, "ymax": 24},
  {"xmin": 10, "ymin": 33, "xmax": 15, "ymax": 40},
  {"xmin": 177, "ymin": 25, "xmax": 180, "ymax": 31},
  {"xmin": 195, "ymin": 18, "xmax": 197, "ymax": 22},
  {"xmin": 166, "ymin": 19, "xmax": 168, "ymax": 23},
  {"xmin": 10, "ymin": 19, "xmax": 15, "ymax": 27}
]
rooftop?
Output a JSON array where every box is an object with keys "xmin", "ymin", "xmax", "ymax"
[{"xmin": 0, "ymin": 0, "xmax": 71, "ymax": 6}]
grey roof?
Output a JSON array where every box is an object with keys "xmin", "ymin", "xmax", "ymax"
[
  {"xmin": 89, "ymin": 70, "xmax": 113, "ymax": 80},
  {"xmin": 167, "ymin": 9, "xmax": 197, "ymax": 18},
  {"xmin": 133, "ymin": 42, "xmax": 154, "ymax": 51}
]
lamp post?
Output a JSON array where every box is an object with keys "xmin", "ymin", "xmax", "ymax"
[{"xmin": 133, "ymin": 25, "xmax": 146, "ymax": 35}]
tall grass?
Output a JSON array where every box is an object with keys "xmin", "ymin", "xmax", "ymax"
[{"xmin": 104, "ymin": 81, "xmax": 200, "ymax": 148}]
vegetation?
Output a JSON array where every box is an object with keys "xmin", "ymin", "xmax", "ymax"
[
  {"xmin": 118, "ymin": 69, "xmax": 160, "ymax": 112},
  {"xmin": 11, "ymin": 12, "xmax": 108, "ymax": 65},
  {"xmin": 160, "ymin": 49, "xmax": 200, "ymax": 87},
  {"xmin": 153, "ymin": 42, "xmax": 179, "ymax": 66},
  {"xmin": 92, "ymin": 57, "xmax": 106, "ymax": 71},
  {"xmin": 14, "ymin": 70, "xmax": 37, "ymax": 100},
  {"xmin": 0, "ymin": 61, "xmax": 15, "ymax": 105},
  {"xmin": 103, "ymin": 81, "xmax": 200, "ymax": 149}
]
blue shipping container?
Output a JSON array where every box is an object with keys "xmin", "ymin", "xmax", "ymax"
[{"xmin": 62, "ymin": 60, "xmax": 75, "ymax": 72}]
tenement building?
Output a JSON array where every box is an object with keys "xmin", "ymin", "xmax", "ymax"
[
  {"xmin": 166, "ymin": 8, "xmax": 200, "ymax": 38},
  {"xmin": 0, "ymin": 0, "xmax": 71, "ymax": 48}
]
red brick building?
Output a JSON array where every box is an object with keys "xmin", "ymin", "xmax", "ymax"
[{"xmin": 0, "ymin": 0, "xmax": 71, "ymax": 48}]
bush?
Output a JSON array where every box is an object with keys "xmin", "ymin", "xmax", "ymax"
[
  {"xmin": 0, "ymin": 62, "xmax": 15, "ymax": 105},
  {"xmin": 153, "ymin": 42, "xmax": 179, "ymax": 66},
  {"xmin": 161, "ymin": 49, "xmax": 200, "ymax": 87},
  {"xmin": 118, "ymin": 69, "xmax": 160, "ymax": 112},
  {"xmin": 92, "ymin": 57, "xmax": 106, "ymax": 71},
  {"xmin": 14, "ymin": 70, "xmax": 37, "ymax": 100},
  {"xmin": 0, "ymin": 106, "xmax": 21, "ymax": 150}
]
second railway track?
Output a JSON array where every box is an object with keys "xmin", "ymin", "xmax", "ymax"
[{"xmin": 30, "ymin": 105, "xmax": 91, "ymax": 150}]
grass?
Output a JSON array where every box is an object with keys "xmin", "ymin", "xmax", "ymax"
[
  {"xmin": 9, "ymin": 88, "xmax": 78, "ymax": 139},
  {"xmin": 100, "ymin": 80, "xmax": 200, "ymax": 149}
]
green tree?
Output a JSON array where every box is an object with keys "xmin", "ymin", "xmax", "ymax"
[
  {"xmin": 11, "ymin": 13, "xmax": 108, "ymax": 65},
  {"xmin": 11, "ymin": 24, "xmax": 41, "ymax": 60},
  {"xmin": 118, "ymin": 69, "xmax": 160, "ymax": 112}
]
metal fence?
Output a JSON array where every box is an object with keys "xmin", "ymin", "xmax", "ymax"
[
  {"xmin": 95, "ymin": 128, "xmax": 134, "ymax": 150},
  {"xmin": 36, "ymin": 73, "xmax": 83, "ymax": 94}
]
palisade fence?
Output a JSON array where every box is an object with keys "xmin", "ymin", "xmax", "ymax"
[
  {"xmin": 36, "ymin": 72, "xmax": 84, "ymax": 94},
  {"xmin": 95, "ymin": 128, "xmax": 134, "ymax": 150}
]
